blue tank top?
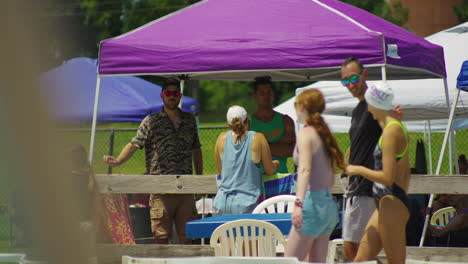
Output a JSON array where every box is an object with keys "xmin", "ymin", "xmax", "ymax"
[{"xmin": 213, "ymin": 131, "xmax": 262, "ymax": 214}]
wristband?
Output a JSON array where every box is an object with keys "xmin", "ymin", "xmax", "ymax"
[{"xmin": 294, "ymin": 198, "xmax": 303, "ymax": 208}]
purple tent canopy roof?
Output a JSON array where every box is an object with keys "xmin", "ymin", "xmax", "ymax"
[{"xmin": 98, "ymin": 0, "xmax": 446, "ymax": 80}]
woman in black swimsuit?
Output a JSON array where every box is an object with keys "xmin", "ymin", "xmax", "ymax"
[{"xmin": 346, "ymin": 82, "xmax": 410, "ymax": 264}]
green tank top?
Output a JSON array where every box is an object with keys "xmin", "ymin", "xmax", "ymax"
[{"xmin": 250, "ymin": 112, "xmax": 288, "ymax": 173}]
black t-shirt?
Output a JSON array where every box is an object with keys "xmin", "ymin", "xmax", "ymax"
[{"xmin": 348, "ymin": 100, "xmax": 382, "ymax": 197}]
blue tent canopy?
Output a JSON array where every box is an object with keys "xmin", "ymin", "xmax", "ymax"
[
  {"xmin": 457, "ymin": 60, "xmax": 468, "ymax": 91},
  {"xmin": 39, "ymin": 58, "xmax": 198, "ymax": 122}
]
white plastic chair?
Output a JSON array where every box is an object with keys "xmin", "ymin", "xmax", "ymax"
[
  {"xmin": 252, "ymin": 195, "xmax": 296, "ymax": 214},
  {"xmin": 430, "ymin": 206, "xmax": 456, "ymax": 226},
  {"xmin": 326, "ymin": 238, "xmax": 344, "ymax": 263},
  {"xmin": 406, "ymin": 260, "xmax": 463, "ymax": 264},
  {"xmin": 252, "ymin": 195, "xmax": 295, "ymax": 253},
  {"xmin": 210, "ymin": 219, "xmax": 286, "ymax": 257},
  {"xmin": 0, "ymin": 253, "xmax": 26, "ymax": 263},
  {"xmin": 19, "ymin": 259, "xmax": 47, "ymax": 264},
  {"xmin": 123, "ymin": 256, "xmax": 304, "ymax": 264}
]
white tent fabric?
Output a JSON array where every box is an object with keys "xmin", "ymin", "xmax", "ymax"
[
  {"xmin": 274, "ymin": 87, "xmax": 468, "ymax": 133},
  {"xmin": 274, "ymin": 22, "xmax": 468, "ymax": 124}
]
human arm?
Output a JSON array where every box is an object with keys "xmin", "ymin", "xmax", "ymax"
[
  {"xmin": 214, "ymin": 132, "xmax": 226, "ymax": 175},
  {"xmin": 345, "ymin": 147, "xmax": 350, "ymax": 163},
  {"xmin": 345, "ymin": 125, "xmax": 401, "ymax": 186},
  {"xmin": 269, "ymin": 114, "xmax": 296, "ymax": 158},
  {"xmin": 103, "ymin": 143, "xmax": 139, "ymax": 167},
  {"xmin": 192, "ymin": 148, "xmax": 203, "ymax": 175},
  {"xmin": 430, "ymin": 214, "xmax": 468, "ymax": 237},
  {"xmin": 257, "ymin": 133, "xmax": 280, "ymax": 175}
]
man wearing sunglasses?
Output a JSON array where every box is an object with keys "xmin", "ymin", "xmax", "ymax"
[
  {"xmin": 103, "ymin": 78, "xmax": 203, "ymax": 245},
  {"xmin": 341, "ymin": 57, "xmax": 402, "ymax": 261},
  {"xmin": 341, "ymin": 57, "xmax": 380, "ymax": 261}
]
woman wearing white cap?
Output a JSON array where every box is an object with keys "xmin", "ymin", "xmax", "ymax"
[
  {"xmin": 213, "ymin": 105, "xmax": 279, "ymax": 214},
  {"xmin": 346, "ymin": 82, "xmax": 410, "ymax": 264}
]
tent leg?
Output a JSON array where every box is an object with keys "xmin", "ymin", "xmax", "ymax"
[
  {"xmin": 452, "ymin": 128, "xmax": 459, "ymax": 174},
  {"xmin": 381, "ymin": 66, "xmax": 387, "ymax": 81},
  {"xmin": 427, "ymin": 120, "xmax": 433, "ymax": 175},
  {"xmin": 419, "ymin": 86, "xmax": 460, "ymax": 247},
  {"xmin": 89, "ymin": 76, "xmax": 102, "ymax": 163},
  {"xmin": 178, "ymin": 79, "xmax": 185, "ymax": 109}
]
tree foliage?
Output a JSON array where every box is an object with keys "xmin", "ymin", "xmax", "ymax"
[
  {"xmin": 453, "ymin": 0, "xmax": 468, "ymax": 23},
  {"xmin": 80, "ymin": 0, "xmax": 196, "ymax": 44},
  {"xmin": 72, "ymin": 0, "xmax": 411, "ymax": 122}
]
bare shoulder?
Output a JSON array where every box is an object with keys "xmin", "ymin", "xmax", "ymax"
[
  {"xmin": 384, "ymin": 122, "xmax": 405, "ymax": 140},
  {"xmin": 281, "ymin": 113, "xmax": 294, "ymax": 123},
  {"xmin": 298, "ymin": 126, "xmax": 317, "ymax": 138},
  {"xmin": 217, "ymin": 131, "xmax": 228, "ymax": 141},
  {"xmin": 253, "ymin": 131, "xmax": 267, "ymax": 142}
]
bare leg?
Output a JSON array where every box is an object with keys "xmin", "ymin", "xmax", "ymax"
[
  {"xmin": 354, "ymin": 211, "xmax": 383, "ymax": 262},
  {"xmin": 379, "ymin": 196, "xmax": 409, "ymax": 264},
  {"xmin": 343, "ymin": 241, "xmax": 359, "ymax": 261},
  {"xmin": 285, "ymin": 228, "xmax": 314, "ymax": 261},
  {"xmin": 307, "ymin": 233, "xmax": 329, "ymax": 263}
]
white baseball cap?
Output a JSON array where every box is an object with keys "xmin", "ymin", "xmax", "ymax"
[
  {"xmin": 226, "ymin": 105, "xmax": 247, "ymax": 125},
  {"xmin": 365, "ymin": 82, "xmax": 394, "ymax": 110}
]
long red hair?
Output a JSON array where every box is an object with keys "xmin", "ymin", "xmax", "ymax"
[{"xmin": 297, "ymin": 89, "xmax": 345, "ymax": 171}]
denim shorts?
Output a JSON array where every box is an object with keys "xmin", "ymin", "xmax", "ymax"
[{"xmin": 300, "ymin": 189, "xmax": 339, "ymax": 238}]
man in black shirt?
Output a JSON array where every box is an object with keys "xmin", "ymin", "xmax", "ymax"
[{"xmin": 341, "ymin": 57, "xmax": 381, "ymax": 261}]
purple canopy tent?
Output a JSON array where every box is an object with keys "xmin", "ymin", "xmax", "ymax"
[
  {"xmin": 92, "ymin": 0, "xmax": 449, "ymax": 166},
  {"xmin": 98, "ymin": 0, "xmax": 445, "ymax": 80}
]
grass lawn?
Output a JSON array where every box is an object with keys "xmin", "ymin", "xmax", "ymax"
[
  {"xmin": 0, "ymin": 122, "xmax": 465, "ymax": 252},
  {"xmin": 59, "ymin": 122, "xmax": 467, "ymax": 175}
]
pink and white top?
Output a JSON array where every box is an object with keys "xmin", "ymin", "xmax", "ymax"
[{"xmin": 293, "ymin": 126, "xmax": 335, "ymax": 191}]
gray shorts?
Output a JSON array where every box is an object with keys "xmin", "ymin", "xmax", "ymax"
[{"xmin": 342, "ymin": 196, "xmax": 376, "ymax": 243}]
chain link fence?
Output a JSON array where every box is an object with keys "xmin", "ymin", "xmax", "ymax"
[{"xmin": 0, "ymin": 126, "xmax": 466, "ymax": 248}]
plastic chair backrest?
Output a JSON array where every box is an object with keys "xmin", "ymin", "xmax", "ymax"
[
  {"xmin": 122, "ymin": 256, "xmax": 378, "ymax": 264},
  {"xmin": 209, "ymin": 219, "xmax": 286, "ymax": 257},
  {"xmin": 430, "ymin": 206, "xmax": 456, "ymax": 226},
  {"xmin": 406, "ymin": 260, "xmax": 463, "ymax": 264},
  {"xmin": 252, "ymin": 195, "xmax": 296, "ymax": 214},
  {"xmin": 0, "ymin": 253, "xmax": 26, "ymax": 263}
]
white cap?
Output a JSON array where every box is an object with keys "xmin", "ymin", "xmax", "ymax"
[
  {"xmin": 365, "ymin": 82, "xmax": 394, "ymax": 110},
  {"xmin": 226, "ymin": 105, "xmax": 247, "ymax": 125}
]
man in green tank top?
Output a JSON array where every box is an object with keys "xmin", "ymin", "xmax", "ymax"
[{"xmin": 250, "ymin": 76, "xmax": 295, "ymax": 174}]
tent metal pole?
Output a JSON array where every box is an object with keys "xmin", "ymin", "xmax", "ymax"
[
  {"xmin": 179, "ymin": 80, "xmax": 185, "ymax": 109},
  {"xmin": 381, "ymin": 66, "xmax": 387, "ymax": 81},
  {"xmin": 419, "ymin": 79, "xmax": 458, "ymax": 247},
  {"xmin": 427, "ymin": 120, "xmax": 433, "ymax": 175},
  {"xmin": 452, "ymin": 127, "xmax": 460, "ymax": 174},
  {"xmin": 89, "ymin": 76, "xmax": 102, "ymax": 163}
]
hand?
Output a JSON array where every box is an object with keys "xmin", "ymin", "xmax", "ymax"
[
  {"xmin": 391, "ymin": 105, "xmax": 403, "ymax": 121},
  {"xmin": 103, "ymin": 155, "xmax": 120, "ymax": 167},
  {"xmin": 291, "ymin": 206, "xmax": 303, "ymax": 230},
  {"xmin": 429, "ymin": 225, "xmax": 444, "ymax": 237},
  {"xmin": 272, "ymin": 160, "xmax": 280, "ymax": 169},
  {"xmin": 345, "ymin": 165, "xmax": 360, "ymax": 176}
]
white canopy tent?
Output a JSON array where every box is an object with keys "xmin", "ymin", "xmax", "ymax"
[
  {"xmin": 274, "ymin": 22, "xmax": 468, "ymax": 123},
  {"xmin": 274, "ymin": 92, "xmax": 468, "ymax": 133},
  {"xmin": 274, "ymin": 22, "xmax": 468, "ymax": 247}
]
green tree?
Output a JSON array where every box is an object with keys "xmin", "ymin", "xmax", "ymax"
[
  {"xmin": 339, "ymin": 0, "xmax": 410, "ymax": 27},
  {"xmin": 453, "ymin": 0, "xmax": 468, "ymax": 23},
  {"xmin": 80, "ymin": 0, "xmax": 196, "ymax": 45},
  {"xmin": 77, "ymin": 0, "xmax": 412, "ymax": 122}
]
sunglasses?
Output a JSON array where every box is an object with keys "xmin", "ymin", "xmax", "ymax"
[
  {"xmin": 341, "ymin": 74, "xmax": 360, "ymax": 87},
  {"xmin": 162, "ymin": 91, "xmax": 181, "ymax": 97}
]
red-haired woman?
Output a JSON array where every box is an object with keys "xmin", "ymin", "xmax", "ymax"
[{"xmin": 285, "ymin": 89, "xmax": 345, "ymax": 262}]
